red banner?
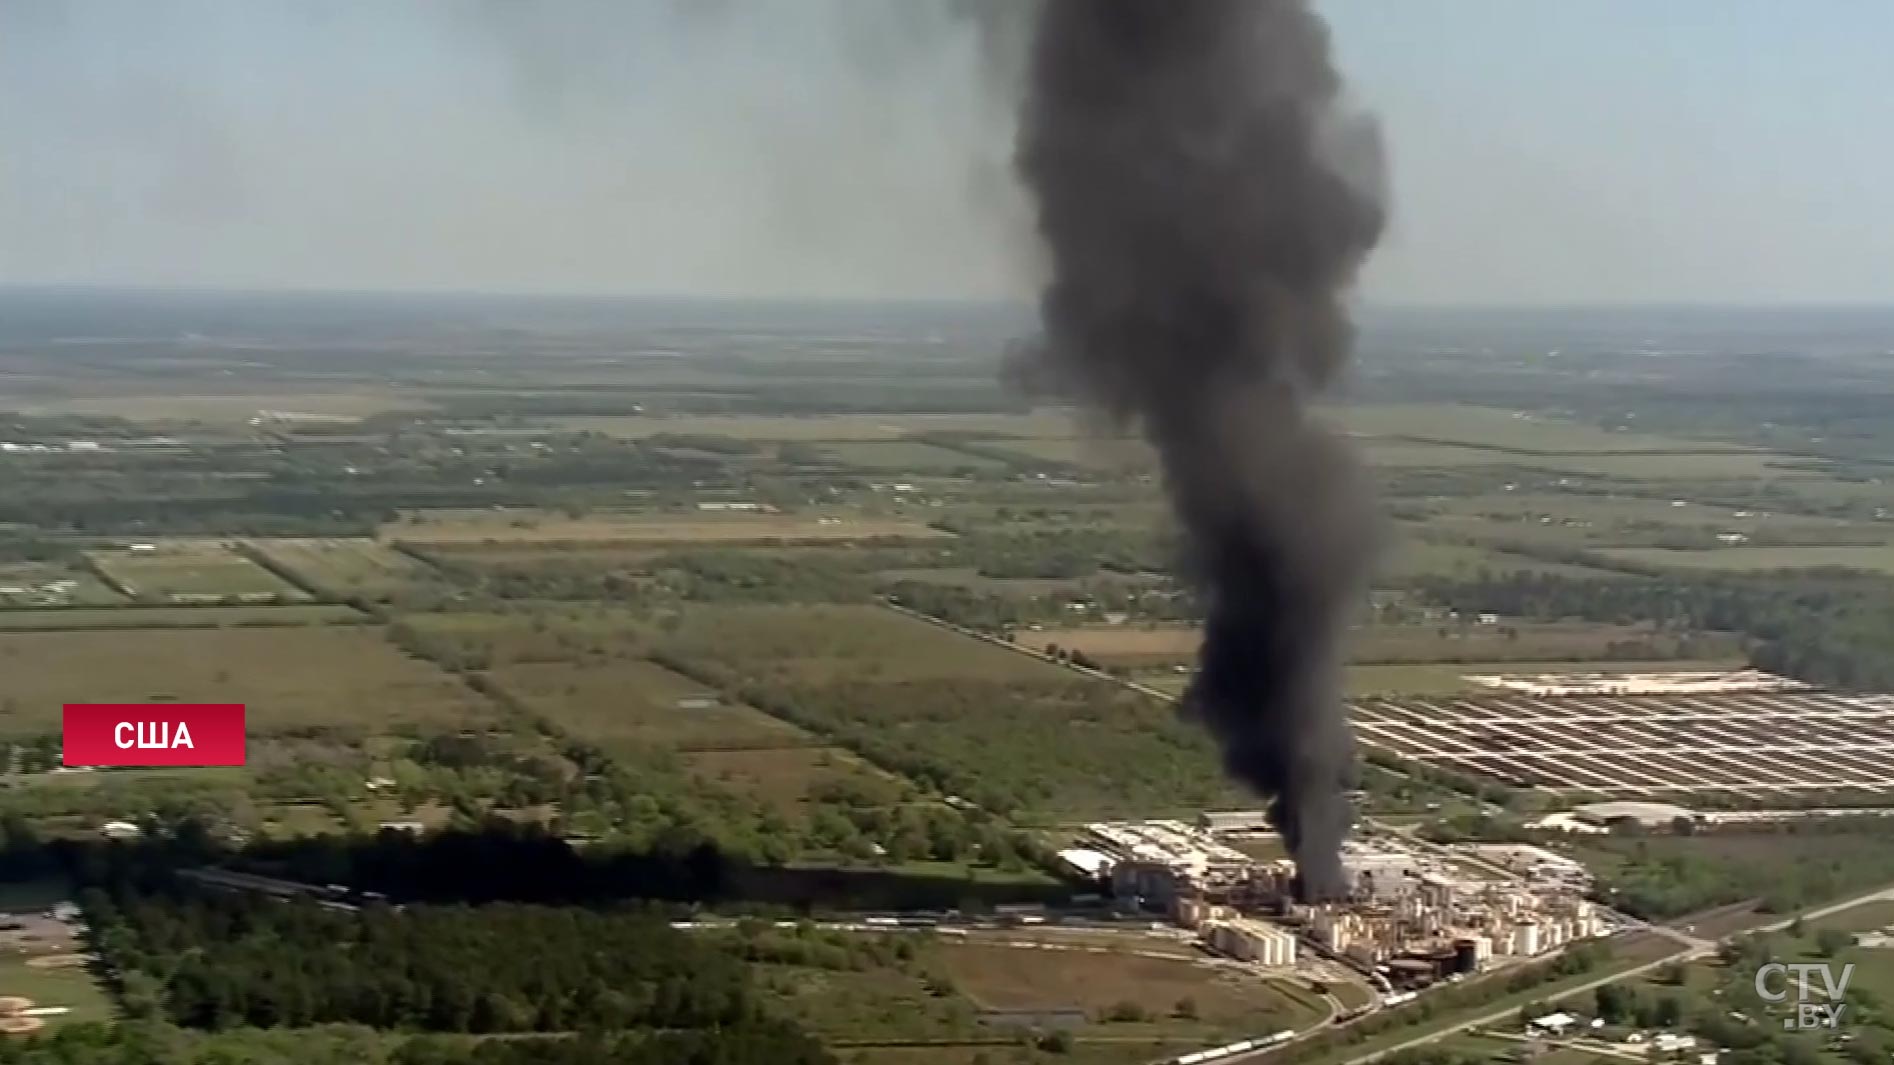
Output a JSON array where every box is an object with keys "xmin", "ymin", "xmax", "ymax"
[{"xmin": 62, "ymin": 704, "xmax": 246, "ymax": 767}]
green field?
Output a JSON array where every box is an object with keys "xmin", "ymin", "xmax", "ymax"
[
  {"xmin": 0, "ymin": 953, "xmax": 114, "ymax": 1027},
  {"xmin": 1360, "ymin": 441, "xmax": 1529, "ymax": 468},
  {"xmin": 0, "ymin": 625, "xmax": 496, "ymax": 736},
  {"xmin": 1335, "ymin": 403, "xmax": 1756, "ymax": 454},
  {"xmin": 658, "ymin": 605, "xmax": 1070, "ymax": 686},
  {"xmin": 1377, "ymin": 538, "xmax": 1625, "ymax": 582},
  {"xmin": 656, "ymin": 604, "xmax": 1244, "ymax": 818},
  {"xmin": 87, "ymin": 543, "xmax": 308, "ymax": 603},
  {"xmin": 685, "ymin": 746, "xmax": 904, "ymax": 820},
  {"xmin": 21, "ymin": 389, "xmax": 426, "ymax": 426},
  {"xmin": 491, "ymin": 658, "xmax": 811, "ymax": 752},
  {"xmin": 0, "ymin": 604, "xmax": 365, "ymax": 631},
  {"xmin": 539, "ymin": 411, "xmax": 1082, "ymax": 441},
  {"xmin": 0, "ymin": 563, "xmax": 125, "ymax": 608},
  {"xmin": 818, "ymin": 440, "xmax": 1000, "ymax": 471},
  {"xmin": 982, "ymin": 437, "xmax": 1156, "ymax": 470},
  {"xmin": 247, "ymin": 538, "xmax": 437, "ymax": 598},
  {"xmin": 383, "ymin": 507, "xmax": 947, "ymax": 545},
  {"xmin": 1601, "ymin": 543, "xmax": 1894, "ymax": 574},
  {"xmin": 1349, "ymin": 619, "xmax": 1734, "ymax": 665}
]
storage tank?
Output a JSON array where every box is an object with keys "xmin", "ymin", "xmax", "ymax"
[{"xmin": 1452, "ymin": 938, "xmax": 1480, "ymax": 975}]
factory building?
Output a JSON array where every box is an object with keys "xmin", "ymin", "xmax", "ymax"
[{"xmin": 1202, "ymin": 917, "xmax": 1298, "ymax": 967}]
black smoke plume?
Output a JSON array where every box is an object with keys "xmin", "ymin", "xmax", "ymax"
[{"xmin": 1013, "ymin": 0, "xmax": 1386, "ymax": 900}]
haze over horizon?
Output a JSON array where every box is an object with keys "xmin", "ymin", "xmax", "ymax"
[{"xmin": 4, "ymin": 0, "xmax": 1891, "ymax": 307}]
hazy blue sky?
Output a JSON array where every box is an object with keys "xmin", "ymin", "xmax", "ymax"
[{"xmin": 2, "ymin": 1, "xmax": 1888, "ymax": 304}]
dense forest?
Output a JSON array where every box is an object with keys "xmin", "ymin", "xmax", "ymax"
[
  {"xmin": 91, "ymin": 889, "xmax": 754, "ymax": 1033},
  {"xmin": 1578, "ymin": 818, "xmax": 1894, "ymax": 919}
]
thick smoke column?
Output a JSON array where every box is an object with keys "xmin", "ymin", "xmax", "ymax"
[{"xmin": 1014, "ymin": 0, "xmax": 1386, "ymax": 899}]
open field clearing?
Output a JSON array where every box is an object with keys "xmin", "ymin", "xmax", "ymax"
[
  {"xmin": 1518, "ymin": 450, "xmax": 1819, "ymax": 479},
  {"xmin": 0, "ymin": 563, "xmax": 125, "ymax": 608},
  {"xmin": 1354, "ymin": 686, "xmax": 1894, "ymax": 801},
  {"xmin": 1359, "ymin": 440, "xmax": 1525, "ymax": 468},
  {"xmin": 982, "ymin": 437, "xmax": 1157, "ymax": 470},
  {"xmin": 391, "ymin": 607, "xmax": 654, "ymax": 669},
  {"xmin": 1131, "ymin": 658, "xmax": 1748, "ymax": 700},
  {"xmin": 414, "ymin": 543, "xmax": 665, "ymax": 576},
  {"xmin": 0, "ymin": 604, "xmax": 363, "ymax": 631},
  {"xmin": 0, "ymin": 626, "xmax": 494, "ymax": 736},
  {"xmin": 1600, "ymin": 543, "xmax": 1894, "ymax": 574},
  {"xmin": 247, "ymin": 537, "xmax": 436, "ymax": 598},
  {"xmin": 1088, "ymin": 620, "xmax": 1729, "ymax": 670},
  {"xmin": 1365, "ymin": 442, "xmax": 1807, "ymax": 480},
  {"xmin": 1413, "ymin": 491, "xmax": 1878, "ymax": 545},
  {"xmin": 661, "ymin": 604, "xmax": 1068, "ymax": 685},
  {"xmin": 87, "ymin": 542, "xmax": 308, "ymax": 603},
  {"xmin": 940, "ymin": 943, "xmax": 1329, "ymax": 1031},
  {"xmin": 818, "ymin": 440, "xmax": 1001, "ymax": 470},
  {"xmin": 383, "ymin": 507, "xmax": 948, "ymax": 545},
  {"xmin": 1335, "ymin": 403, "xmax": 1756, "ymax": 454},
  {"xmin": 1350, "ymin": 619, "xmax": 1736, "ymax": 664},
  {"xmin": 657, "ymin": 604, "xmax": 1242, "ymax": 817},
  {"xmin": 0, "ymin": 952, "xmax": 113, "ymax": 1028},
  {"xmin": 1811, "ymin": 898, "xmax": 1894, "ymax": 934},
  {"xmin": 1017, "ymin": 625, "xmax": 1195, "ymax": 665},
  {"xmin": 492, "ymin": 658, "xmax": 810, "ymax": 752},
  {"xmin": 684, "ymin": 746, "xmax": 903, "ymax": 818},
  {"xmin": 1376, "ymin": 538, "xmax": 1626, "ymax": 581},
  {"xmin": 21, "ymin": 390, "xmax": 428, "ymax": 425},
  {"xmin": 956, "ymin": 927, "xmax": 1205, "ymax": 959},
  {"xmin": 538, "ymin": 411, "xmax": 1083, "ymax": 440},
  {"xmin": 876, "ymin": 567, "xmax": 1112, "ymax": 595}
]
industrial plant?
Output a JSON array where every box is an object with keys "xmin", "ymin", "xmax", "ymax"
[{"xmin": 1062, "ymin": 816, "xmax": 1610, "ymax": 992}]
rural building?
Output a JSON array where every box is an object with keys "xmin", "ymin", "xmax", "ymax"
[
  {"xmin": 1056, "ymin": 848, "xmax": 1113, "ymax": 879},
  {"xmin": 1572, "ymin": 801, "xmax": 1698, "ymax": 829},
  {"xmin": 1527, "ymin": 1011, "xmax": 1577, "ymax": 1036},
  {"xmin": 1198, "ymin": 809, "xmax": 1272, "ymax": 834}
]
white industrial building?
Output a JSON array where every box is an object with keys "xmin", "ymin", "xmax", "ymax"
[{"xmin": 1202, "ymin": 917, "xmax": 1298, "ymax": 967}]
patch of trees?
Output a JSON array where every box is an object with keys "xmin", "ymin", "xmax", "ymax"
[
  {"xmin": 917, "ymin": 525, "xmax": 1172, "ymax": 582},
  {"xmin": 644, "ymin": 433, "xmax": 764, "ymax": 456},
  {"xmin": 1585, "ymin": 819, "xmax": 1894, "ymax": 919},
  {"xmin": 1412, "ymin": 570, "xmax": 1894, "ymax": 691},
  {"xmin": 653, "ymin": 552, "xmax": 872, "ymax": 603},
  {"xmin": 732, "ymin": 675, "xmax": 1240, "ymax": 818},
  {"xmin": 90, "ymin": 886, "xmax": 760, "ymax": 1034}
]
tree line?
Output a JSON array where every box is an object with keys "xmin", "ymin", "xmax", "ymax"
[{"xmin": 1412, "ymin": 569, "xmax": 1894, "ymax": 690}]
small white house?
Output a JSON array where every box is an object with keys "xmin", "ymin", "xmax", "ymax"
[{"xmin": 1528, "ymin": 1011, "xmax": 1578, "ymax": 1036}]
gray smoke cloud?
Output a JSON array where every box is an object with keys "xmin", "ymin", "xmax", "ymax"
[{"xmin": 1013, "ymin": 0, "xmax": 1386, "ymax": 899}]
